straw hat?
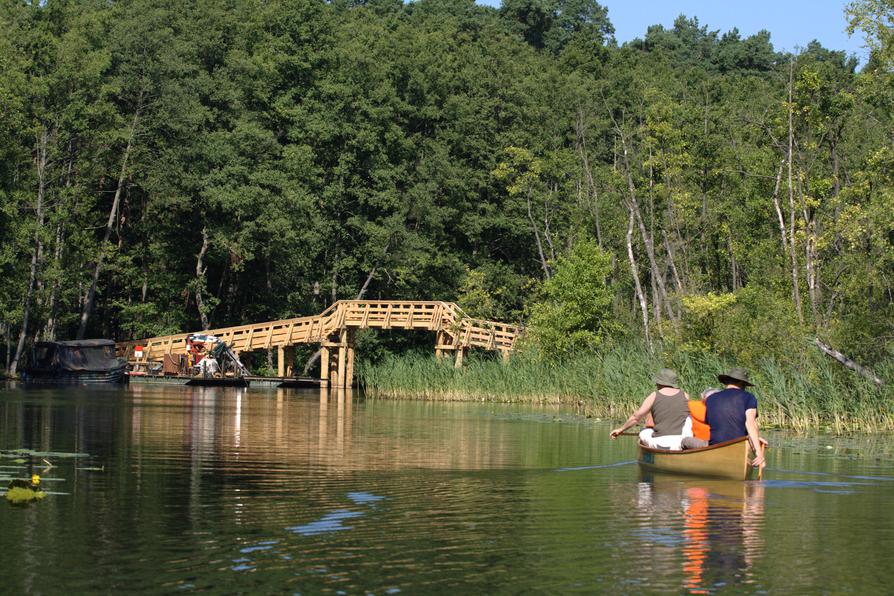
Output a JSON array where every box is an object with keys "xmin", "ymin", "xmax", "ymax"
[
  {"xmin": 653, "ymin": 368, "xmax": 680, "ymax": 388},
  {"xmin": 718, "ymin": 367, "xmax": 754, "ymax": 387}
]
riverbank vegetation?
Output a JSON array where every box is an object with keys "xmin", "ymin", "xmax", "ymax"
[
  {"xmin": 1, "ymin": 1, "xmax": 893, "ymax": 429},
  {"xmin": 359, "ymin": 346, "xmax": 894, "ymax": 433}
]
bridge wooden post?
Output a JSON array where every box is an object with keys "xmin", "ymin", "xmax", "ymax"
[
  {"xmin": 435, "ymin": 330, "xmax": 445, "ymax": 360},
  {"xmin": 321, "ymin": 346, "xmax": 330, "ymax": 386},
  {"xmin": 337, "ymin": 328, "xmax": 348, "ymax": 388},
  {"xmin": 345, "ymin": 329, "xmax": 356, "ymax": 388},
  {"xmin": 277, "ymin": 346, "xmax": 285, "ymax": 378},
  {"xmin": 454, "ymin": 346, "xmax": 465, "ymax": 368},
  {"xmin": 329, "ymin": 345, "xmax": 339, "ymax": 385},
  {"xmin": 285, "ymin": 347, "xmax": 295, "ymax": 378}
]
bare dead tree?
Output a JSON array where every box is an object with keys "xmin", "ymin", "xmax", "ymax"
[
  {"xmin": 814, "ymin": 339, "xmax": 883, "ymax": 386},
  {"xmin": 626, "ymin": 209, "xmax": 651, "ymax": 348},
  {"xmin": 194, "ymin": 227, "xmax": 211, "ymax": 331}
]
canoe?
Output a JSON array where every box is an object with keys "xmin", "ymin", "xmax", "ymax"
[{"xmin": 638, "ymin": 436, "xmax": 761, "ymax": 481}]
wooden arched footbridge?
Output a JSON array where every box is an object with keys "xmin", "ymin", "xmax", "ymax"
[{"xmin": 117, "ymin": 300, "xmax": 521, "ymax": 387}]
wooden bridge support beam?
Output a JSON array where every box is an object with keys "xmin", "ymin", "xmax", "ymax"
[
  {"xmin": 330, "ymin": 346, "xmax": 339, "ymax": 386},
  {"xmin": 345, "ymin": 329, "xmax": 356, "ymax": 388},
  {"xmin": 277, "ymin": 346, "xmax": 296, "ymax": 378},
  {"xmin": 277, "ymin": 346, "xmax": 285, "ymax": 378},
  {"xmin": 321, "ymin": 346, "xmax": 330, "ymax": 385},
  {"xmin": 454, "ymin": 346, "xmax": 465, "ymax": 368},
  {"xmin": 286, "ymin": 347, "xmax": 295, "ymax": 377},
  {"xmin": 337, "ymin": 329, "xmax": 347, "ymax": 388},
  {"xmin": 435, "ymin": 330, "xmax": 446, "ymax": 360}
]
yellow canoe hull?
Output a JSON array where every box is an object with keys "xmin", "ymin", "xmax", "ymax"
[{"xmin": 638, "ymin": 436, "xmax": 760, "ymax": 481}]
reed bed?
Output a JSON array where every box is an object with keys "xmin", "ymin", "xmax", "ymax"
[{"xmin": 358, "ymin": 345, "xmax": 894, "ymax": 433}]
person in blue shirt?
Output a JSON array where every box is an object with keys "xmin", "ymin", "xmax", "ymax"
[{"xmin": 704, "ymin": 367, "xmax": 765, "ymax": 468}]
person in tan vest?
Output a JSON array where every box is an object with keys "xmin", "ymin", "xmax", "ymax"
[{"xmin": 610, "ymin": 368, "xmax": 692, "ymax": 450}]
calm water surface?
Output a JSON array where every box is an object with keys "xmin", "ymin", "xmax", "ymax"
[{"xmin": 1, "ymin": 384, "xmax": 892, "ymax": 594}]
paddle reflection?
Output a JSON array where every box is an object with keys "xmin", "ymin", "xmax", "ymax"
[{"xmin": 635, "ymin": 473, "xmax": 765, "ymax": 594}]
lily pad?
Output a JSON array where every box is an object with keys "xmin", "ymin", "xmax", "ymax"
[{"xmin": 5, "ymin": 487, "xmax": 46, "ymax": 504}]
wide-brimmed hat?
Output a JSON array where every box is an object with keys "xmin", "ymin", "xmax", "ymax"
[
  {"xmin": 653, "ymin": 368, "xmax": 679, "ymax": 388},
  {"xmin": 718, "ymin": 367, "xmax": 753, "ymax": 387}
]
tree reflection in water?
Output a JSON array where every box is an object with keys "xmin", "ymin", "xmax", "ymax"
[{"xmin": 634, "ymin": 473, "xmax": 765, "ymax": 593}]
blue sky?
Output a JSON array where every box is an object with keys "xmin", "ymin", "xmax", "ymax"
[{"xmin": 477, "ymin": 0, "xmax": 868, "ymax": 62}]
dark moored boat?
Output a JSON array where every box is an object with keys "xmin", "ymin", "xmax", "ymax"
[{"xmin": 22, "ymin": 339, "xmax": 128, "ymax": 385}]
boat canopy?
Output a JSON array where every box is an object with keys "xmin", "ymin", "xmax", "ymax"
[{"xmin": 33, "ymin": 340, "xmax": 122, "ymax": 372}]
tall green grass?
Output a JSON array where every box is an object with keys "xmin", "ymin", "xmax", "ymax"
[{"xmin": 358, "ymin": 344, "xmax": 894, "ymax": 433}]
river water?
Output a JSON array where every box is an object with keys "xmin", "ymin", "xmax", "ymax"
[{"xmin": 1, "ymin": 384, "xmax": 892, "ymax": 594}]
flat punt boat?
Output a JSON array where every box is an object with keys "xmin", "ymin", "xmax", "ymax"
[
  {"xmin": 638, "ymin": 436, "xmax": 761, "ymax": 481},
  {"xmin": 22, "ymin": 339, "xmax": 128, "ymax": 385}
]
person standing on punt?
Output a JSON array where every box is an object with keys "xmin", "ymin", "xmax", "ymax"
[
  {"xmin": 704, "ymin": 368, "xmax": 765, "ymax": 467},
  {"xmin": 610, "ymin": 368, "xmax": 692, "ymax": 450}
]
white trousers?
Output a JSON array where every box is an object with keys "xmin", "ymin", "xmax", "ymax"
[{"xmin": 639, "ymin": 417, "xmax": 693, "ymax": 451}]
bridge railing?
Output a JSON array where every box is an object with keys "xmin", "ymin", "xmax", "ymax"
[{"xmin": 117, "ymin": 300, "xmax": 522, "ymax": 363}]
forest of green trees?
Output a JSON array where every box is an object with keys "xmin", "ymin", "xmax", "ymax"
[{"xmin": 1, "ymin": 0, "xmax": 892, "ymax": 390}]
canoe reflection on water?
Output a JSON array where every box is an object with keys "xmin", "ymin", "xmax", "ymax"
[{"xmin": 634, "ymin": 472, "xmax": 765, "ymax": 594}]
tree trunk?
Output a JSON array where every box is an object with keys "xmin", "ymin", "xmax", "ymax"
[
  {"xmin": 796, "ymin": 175, "xmax": 820, "ymax": 326},
  {"xmin": 626, "ymin": 209, "xmax": 651, "ymax": 348},
  {"xmin": 42, "ymin": 221, "xmax": 65, "ymax": 341},
  {"xmin": 727, "ymin": 232, "xmax": 740, "ymax": 290},
  {"xmin": 619, "ymin": 133, "xmax": 670, "ymax": 324},
  {"xmin": 77, "ymin": 104, "xmax": 141, "ymax": 339},
  {"xmin": 814, "ymin": 339, "xmax": 883, "ymax": 386},
  {"xmin": 44, "ymin": 146, "xmax": 76, "ymax": 341},
  {"xmin": 330, "ymin": 261, "xmax": 338, "ymax": 303},
  {"xmin": 646, "ymin": 145, "xmax": 661, "ymax": 324},
  {"xmin": 194, "ymin": 227, "xmax": 211, "ymax": 330},
  {"xmin": 527, "ymin": 191, "xmax": 552, "ymax": 279},
  {"xmin": 4, "ymin": 323, "xmax": 10, "ymax": 374},
  {"xmin": 575, "ymin": 109, "xmax": 603, "ymax": 246},
  {"xmin": 770, "ymin": 159, "xmax": 788, "ymax": 258},
  {"xmin": 664, "ymin": 231, "xmax": 684, "ymax": 294},
  {"xmin": 542, "ymin": 185, "xmax": 557, "ymax": 263},
  {"xmin": 10, "ymin": 127, "xmax": 50, "ymax": 376},
  {"xmin": 786, "ymin": 60, "xmax": 804, "ymax": 326}
]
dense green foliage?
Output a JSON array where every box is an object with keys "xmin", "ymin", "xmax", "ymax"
[
  {"xmin": 1, "ymin": 0, "xmax": 893, "ymax": 396},
  {"xmin": 525, "ymin": 239, "xmax": 617, "ymax": 358}
]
